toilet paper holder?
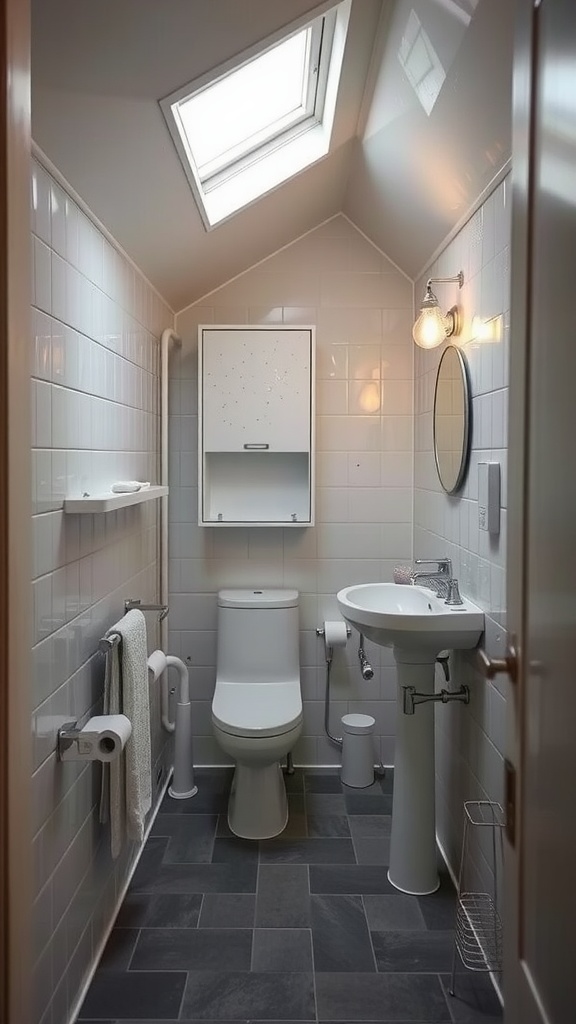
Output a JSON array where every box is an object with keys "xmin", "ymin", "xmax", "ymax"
[{"xmin": 57, "ymin": 714, "xmax": 132, "ymax": 762}]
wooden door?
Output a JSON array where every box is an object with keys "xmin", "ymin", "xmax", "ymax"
[
  {"xmin": 504, "ymin": 1, "xmax": 576, "ymax": 1020},
  {"xmin": 0, "ymin": 0, "xmax": 32, "ymax": 1020}
]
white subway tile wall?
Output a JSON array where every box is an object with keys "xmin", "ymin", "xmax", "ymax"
[
  {"xmin": 414, "ymin": 178, "xmax": 511, "ymax": 902},
  {"xmin": 172, "ymin": 216, "xmax": 414, "ymax": 768},
  {"xmin": 30, "ymin": 157, "xmax": 173, "ymax": 1024}
]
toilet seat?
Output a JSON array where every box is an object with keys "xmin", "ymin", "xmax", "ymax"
[{"xmin": 212, "ymin": 680, "xmax": 302, "ymax": 738}]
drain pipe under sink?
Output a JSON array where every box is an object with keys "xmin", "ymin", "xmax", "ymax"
[{"xmin": 316, "ymin": 624, "xmax": 386, "ymax": 777}]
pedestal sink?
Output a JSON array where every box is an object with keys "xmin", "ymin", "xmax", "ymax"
[{"xmin": 336, "ymin": 583, "xmax": 484, "ymax": 895}]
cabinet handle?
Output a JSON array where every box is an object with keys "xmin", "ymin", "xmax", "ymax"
[{"xmin": 243, "ymin": 443, "xmax": 269, "ymax": 450}]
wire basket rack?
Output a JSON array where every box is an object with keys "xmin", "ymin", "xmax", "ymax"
[{"xmin": 450, "ymin": 800, "xmax": 505, "ymax": 996}]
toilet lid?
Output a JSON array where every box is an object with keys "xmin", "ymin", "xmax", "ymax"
[{"xmin": 212, "ymin": 680, "xmax": 302, "ymax": 738}]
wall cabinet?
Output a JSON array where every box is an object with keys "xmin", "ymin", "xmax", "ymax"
[{"xmin": 198, "ymin": 325, "xmax": 314, "ymax": 526}]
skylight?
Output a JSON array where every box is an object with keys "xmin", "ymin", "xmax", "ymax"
[{"xmin": 160, "ymin": 1, "xmax": 351, "ymax": 229}]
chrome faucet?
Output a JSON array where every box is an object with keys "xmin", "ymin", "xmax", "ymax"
[{"xmin": 411, "ymin": 558, "xmax": 463, "ymax": 605}]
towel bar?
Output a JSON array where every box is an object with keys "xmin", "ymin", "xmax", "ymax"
[{"xmin": 98, "ymin": 632, "xmax": 121, "ymax": 654}]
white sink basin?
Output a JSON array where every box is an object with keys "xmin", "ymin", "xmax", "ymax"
[{"xmin": 336, "ymin": 582, "xmax": 484, "ymax": 653}]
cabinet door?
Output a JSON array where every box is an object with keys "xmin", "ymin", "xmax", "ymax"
[{"xmin": 201, "ymin": 328, "xmax": 311, "ymax": 452}]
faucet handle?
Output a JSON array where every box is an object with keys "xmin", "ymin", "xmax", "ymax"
[{"xmin": 415, "ymin": 557, "xmax": 452, "ymax": 577}]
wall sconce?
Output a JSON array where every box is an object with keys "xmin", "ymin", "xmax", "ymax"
[{"xmin": 412, "ymin": 271, "xmax": 464, "ymax": 349}]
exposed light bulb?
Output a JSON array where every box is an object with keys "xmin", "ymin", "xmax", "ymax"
[{"xmin": 412, "ymin": 306, "xmax": 448, "ymax": 349}]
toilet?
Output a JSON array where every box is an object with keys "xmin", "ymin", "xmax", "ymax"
[{"xmin": 211, "ymin": 588, "xmax": 302, "ymax": 840}]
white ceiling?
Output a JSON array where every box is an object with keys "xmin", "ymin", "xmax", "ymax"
[{"xmin": 31, "ymin": 0, "xmax": 513, "ymax": 312}]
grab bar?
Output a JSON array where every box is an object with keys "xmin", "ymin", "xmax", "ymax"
[{"xmin": 124, "ymin": 599, "xmax": 169, "ymax": 621}]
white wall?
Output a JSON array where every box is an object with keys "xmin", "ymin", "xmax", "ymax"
[
  {"xmin": 30, "ymin": 155, "xmax": 173, "ymax": 1024},
  {"xmin": 413, "ymin": 177, "xmax": 511, "ymax": 899},
  {"xmin": 172, "ymin": 215, "xmax": 414, "ymax": 767}
]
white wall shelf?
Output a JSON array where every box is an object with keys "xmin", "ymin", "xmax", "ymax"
[
  {"xmin": 198, "ymin": 325, "xmax": 315, "ymax": 526},
  {"xmin": 63, "ymin": 485, "xmax": 168, "ymax": 514}
]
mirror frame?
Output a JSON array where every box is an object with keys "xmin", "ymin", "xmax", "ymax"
[{"xmin": 433, "ymin": 345, "xmax": 472, "ymax": 495}]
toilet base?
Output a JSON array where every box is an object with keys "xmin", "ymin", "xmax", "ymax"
[{"xmin": 228, "ymin": 762, "xmax": 288, "ymax": 840}]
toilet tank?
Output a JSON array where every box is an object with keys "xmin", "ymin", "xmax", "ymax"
[{"xmin": 216, "ymin": 589, "xmax": 300, "ymax": 684}]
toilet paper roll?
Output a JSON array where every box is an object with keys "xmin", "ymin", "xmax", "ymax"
[
  {"xmin": 147, "ymin": 648, "xmax": 168, "ymax": 681},
  {"xmin": 78, "ymin": 714, "xmax": 132, "ymax": 762},
  {"xmin": 323, "ymin": 620, "xmax": 349, "ymax": 648}
]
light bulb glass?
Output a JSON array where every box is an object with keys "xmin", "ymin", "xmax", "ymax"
[{"xmin": 412, "ymin": 305, "xmax": 448, "ymax": 349}]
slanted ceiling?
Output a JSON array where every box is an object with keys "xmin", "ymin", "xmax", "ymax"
[{"xmin": 31, "ymin": 0, "xmax": 513, "ymax": 313}]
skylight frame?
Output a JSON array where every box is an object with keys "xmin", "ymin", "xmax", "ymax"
[
  {"xmin": 160, "ymin": 1, "xmax": 350, "ymax": 230},
  {"xmin": 176, "ymin": 23, "xmax": 322, "ymax": 185}
]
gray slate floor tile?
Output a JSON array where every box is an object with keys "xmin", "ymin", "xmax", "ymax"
[
  {"xmin": 160, "ymin": 790, "xmax": 228, "ymax": 815},
  {"xmin": 311, "ymin": 894, "xmax": 375, "ymax": 973},
  {"xmin": 116, "ymin": 893, "xmax": 202, "ymax": 928},
  {"xmin": 305, "ymin": 793, "xmax": 347, "ymax": 815},
  {"xmin": 348, "ymin": 815, "xmax": 392, "ymax": 839},
  {"xmin": 310, "ymin": 865, "xmax": 396, "ymax": 894},
  {"xmin": 212, "ymin": 836, "xmax": 259, "ymax": 863},
  {"xmin": 252, "ymin": 928, "xmax": 313, "ymax": 972},
  {"xmin": 181, "ymin": 971, "xmax": 316, "ymax": 1020},
  {"xmin": 259, "ymin": 838, "xmax": 356, "ymax": 864},
  {"xmin": 352, "ymin": 837, "xmax": 391, "ymax": 865},
  {"xmin": 315, "ymin": 972, "xmax": 451, "ymax": 1021},
  {"xmin": 344, "ymin": 793, "xmax": 393, "ymax": 815},
  {"xmin": 439, "ymin": 974, "xmax": 503, "ymax": 1022},
  {"xmin": 363, "ymin": 894, "xmax": 426, "ymax": 931},
  {"xmin": 284, "ymin": 768, "xmax": 305, "ymax": 793},
  {"xmin": 305, "ymin": 774, "xmax": 343, "ymax": 793},
  {"xmin": 128, "ymin": 837, "xmax": 168, "ymax": 888},
  {"xmin": 156, "ymin": 814, "xmax": 218, "ymax": 864},
  {"xmin": 199, "ymin": 893, "xmax": 256, "ymax": 928},
  {"xmin": 372, "ymin": 929, "xmax": 457, "ymax": 973},
  {"xmin": 80, "ymin": 767, "xmax": 478, "ymax": 1024},
  {"xmin": 130, "ymin": 927, "xmax": 252, "ymax": 971},
  {"xmin": 307, "ymin": 814, "xmax": 351, "ymax": 838},
  {"xmin": 255, "ymin": 864, "xmax": 311, "ymax": 927},
  {"xmin": 130, "ymin": 861, "xmax": 258, "ymax": 894},
  {"xmin": 97, "ymin": 929, "xmax": 139, "ymax": 971},
  {"xmin": 282, "ymin": 794, "xmax": 308, "ymax": 837},
  {"xmin": 343, "ymin": 779, "xmax": 389, "ymax": 797},
  {"xmin": 77, "ymin": 970, "xmax": 186, "ymax": 1020},
  {"xmin": 417, "ymin": 877, "xmax": 457, "ymax": 930}
]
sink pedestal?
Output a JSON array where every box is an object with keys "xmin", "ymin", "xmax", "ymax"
[{"xmin": 388, "ymin": 650, "xmax": 439, "ymax": 895}]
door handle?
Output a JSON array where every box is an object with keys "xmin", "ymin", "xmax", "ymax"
[{"xmin": 477, "ymin": 642, "xmax": 518, "ymax": 684}]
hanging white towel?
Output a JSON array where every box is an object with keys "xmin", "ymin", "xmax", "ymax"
[
  {"xmin": 100, "ymin": 609, "xmax": 152, "ymax": 857},
  {"xmin": 100, "ymin": 638, "xmax": 124, "ymax": 858}
]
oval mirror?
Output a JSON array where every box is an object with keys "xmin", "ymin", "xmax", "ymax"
[{"xmin": 433, "ymin": 345, "xmax": 471, "ymax": 494}]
